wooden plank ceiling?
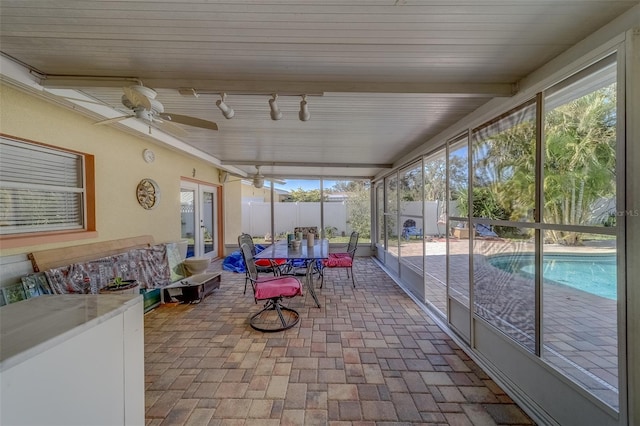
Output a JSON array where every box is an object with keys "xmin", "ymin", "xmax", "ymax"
[{"xmin": 0, "ymin": 1, "xmax": 636, "ymax": 180}]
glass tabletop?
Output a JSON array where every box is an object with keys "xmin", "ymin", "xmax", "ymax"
[{"xmin": 255, "ymin": 239, "xmax": 329, "ymax": 260}]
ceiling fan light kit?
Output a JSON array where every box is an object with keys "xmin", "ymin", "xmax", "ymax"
[
  {"xmin": 253, "ymin": 176, "xmax": 265, "ymax": 188},
  {"xmin": 252, "ymin": 165, "xmax": 265, "ymax": 188}
]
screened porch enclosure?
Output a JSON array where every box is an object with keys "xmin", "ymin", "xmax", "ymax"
[{"xmin": 374, "ymin": 51, "xmax": 624, "ymax": 424}]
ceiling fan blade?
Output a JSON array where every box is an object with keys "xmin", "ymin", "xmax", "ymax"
[
  {"xmin": 159, "ymin": 113, "xmax": 218, "ymax": 131},
  {"xmin": 123, "ymin": 86, "xmax": 152, "ymax": 110},
  {"xmin": 58, "ymin": 96, "xmax": 108, "ymax": 106},
  {"xmin": 153, "ymin": 118, "xmax": 189, "ymax": 137},
  {"xmin": 267, "ymin": 178, "xmax": 287, "ymax": 185},
  {"xmin": 94, "ymin": 115, "xmax": 132, "ymax": 125}
]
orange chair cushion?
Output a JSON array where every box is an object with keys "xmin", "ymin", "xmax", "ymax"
[
  {"xmin": 322, "ymin": 253, "xmax": 353, "ymax": 268},
  {"xmin": 255, "ymin": 276, "xmax": 302, "ymax": 300}
]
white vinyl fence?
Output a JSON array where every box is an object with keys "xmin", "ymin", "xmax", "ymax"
[
  {"xmin": 242, "ymin": 201, "xmax": 351, "ymax": 238},
  {"xmin": 241, "ymin": 200, "xmax": 444, "ymax": 239},
  {"xmin": 398, "ymin": 200, "xmax": 444, "ymax": 236}
]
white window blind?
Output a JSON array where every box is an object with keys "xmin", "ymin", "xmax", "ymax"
[{"xmin": 0, "ymin": 137, "xmax": 85, "ymax": 235}]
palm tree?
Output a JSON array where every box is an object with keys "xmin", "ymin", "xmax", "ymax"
[
  {"xmin": 543, "ymin": 84, "xmax": 616, "ymax": 244},
  {"xmin": 471, "ymin": 104, "xmax": 537, "ymax": 224}
]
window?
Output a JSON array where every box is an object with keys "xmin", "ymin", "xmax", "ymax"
[
  {"xmin": 372, "ymin": 50, "xmax": 624, "ymax": 416},
  {"xmin": 375, "ymin": 183, "xmax": 385, "ymax": 248},
  {"xmin": 385, "ymin": 173, "xmax": 399, "ymax": 258},
  {"xmin": 0, "ymin": 135, "xmax": 94, "ymax": 242},
  {"xmin": 240, "ymin": 178, "xmax": 370, "ymax": 245},
  {"xmin": 324, "ymin": 179, "xmax": 371, "ymax": 243},
  {"xmin": 472, "ymin": 100, "xmax": 537, "ymax": 223},
  {"xmin": 542, "ymin": 56, "xmax": 619, "ymax": 409},
  {"xmin": 275, "ymin": 179, "xmax": 321, "ymax": 238},
  {"xmin": 471, "ymin": 100, "xmax": 538, "ymax": 353},
  {"xmin": 423, "ymin": 150, "xmax": 447, "ymax": 312},
  {"xmin": 399, "ymin": 161, "xmax": 424, "ymax": 272},
  {"xmin": 447, "ymin": 135, "xmax": 470, "ymax": 306}
]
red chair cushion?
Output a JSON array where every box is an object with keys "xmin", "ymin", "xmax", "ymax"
[
  {"xmin": 322, "ymin": 253, "xmax": 353, "ymax": 267},
  {"xmin": 330, "ymin": 252, "xmax": 350, "ymax": 258},
  {"xmin": 255, "ymin": 258, "xmax": 287, "ymax": 267},
  {"xmin": 255, "ymin": 276, "xmax": 302, "ymax": 300}
]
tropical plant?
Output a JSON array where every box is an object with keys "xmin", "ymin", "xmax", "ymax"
[
  {"xmin": 337, "ymin": 180, "xmax": 371, "ymax": 239},
  {"xmin": 472, "ymin": 103, "xmax": 537, "ymax": 224},
  {"xmin": 468, "ymin": 83, "xmax": 616, "ymax": 245},
  {"xmin": 399, "ymin": 164, "xmax": 422, "ymax": 202},
  {"xmin": 423, "ymin": 157, "xmax": 447, "ymax": 202},
  {"xmin": 288, "ymin": 188, "xmax": 324, "ymax": 202},
  {"xmin": 543, "ymin": 84, "xmax": 616, "ymax": 244},
  {"xmin": 107, "ymin": 277, "xmax": 136, "ymax": 288},
  {"xmin": 324, "ymin": 226, "xmax": 338, "ymax": 238},
  {"xmin": 456, "ymin": 187, "xmax": 507, "ymax": 220},
  {"xmin": 385, "ymin": 176, "xmax": 398, "ymax": 238}
]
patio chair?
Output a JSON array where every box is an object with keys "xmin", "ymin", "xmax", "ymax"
[
  {"xmin": 237, "ymin": 233, "xmax": 288, "ymax": 294},
  {"xmin": 320, "ymin": 231, "xmax": 359, "ymax": 288},
  {"xmin": 239, "ymin": 242, "xmax": 303, "ymax": 332},
  {"xmin": 402, "ymin": 219, "xmax": 423, "ymax": 240},
  {"xmin": 475, "ymin": 223, "xmax": 499, "ymax": 238}
]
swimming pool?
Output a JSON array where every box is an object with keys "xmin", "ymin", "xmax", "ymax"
[{"xmin": 488, "ymin": 253, "xmax": 617, "ymax": 300}]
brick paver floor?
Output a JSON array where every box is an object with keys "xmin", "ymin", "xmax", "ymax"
[{"xmin": 144, "ymin": 256, "xmax": 535, "ymax": 425}]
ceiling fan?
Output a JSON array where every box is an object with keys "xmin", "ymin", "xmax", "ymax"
[
  {"xmin": 222, "ymin": 166, "xmax": 285, "ymax": 189},
  {"xmin": 251, "ymin": 165, "xmax": 267, "ymax": 188},
  {"xmin": 94, "ymin": 85, "xmax": 218, "ymax": 135}
]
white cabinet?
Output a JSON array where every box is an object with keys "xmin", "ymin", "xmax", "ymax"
[{"xmin": 1, "ymin": 294, "xmax": 144, "ymax": 426}]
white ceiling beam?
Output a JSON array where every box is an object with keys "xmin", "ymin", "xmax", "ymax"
[
  {"xmin": 221, "ymin": 160, "xmax": 393, "ymax": 168},
  {"xmin": 40, "ymin": 76, "xmax": 515, "ymax": 97}
]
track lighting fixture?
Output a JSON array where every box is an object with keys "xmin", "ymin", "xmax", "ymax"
[
  {"xmin": 216, "ymin": 93, "xmax": 234, "ymax": 119},
  {"xmin": 179, "ymin": 89, "xmax": 322, "ymax": 121},
  {"xmin": 269, "ymin": 94, "xmax": 282, "ymax": 120},
  {"xmin": 178, "ymin": 88, "xmax": 199, "ymax": 98},
  {"xmin": 299, "ymin": 95, "xmax": 310, "ymax": 121}
]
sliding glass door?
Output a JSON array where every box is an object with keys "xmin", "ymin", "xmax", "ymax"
[{"xmin": 181, "ymin": 181, "xmax": 219, "ymax": 259}]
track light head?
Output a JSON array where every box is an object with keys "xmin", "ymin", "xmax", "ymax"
[
  {"xmin": 299, "ymin": 95, "xmax": 310, "ymax": 121},
  {"xmin": 216, "ymin": 93, "xmax": 234, "ymax": 119},
  {"xmin": 269, "ymin": 94, "xmax": 282, "ymax": 120}
]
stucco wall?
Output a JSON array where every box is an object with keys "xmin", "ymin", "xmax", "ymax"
[
  {"xmin": 0, "ymin": 82, "xmax": 222, "ymax": 256},
  {"xmin": 223, "ymin": 180, "xmax": 243, "ymax": 248},
  {"xmin": 240, "ymin": 182, "xmax": 272, "ymax": 201},
  {"xmin": 223, "ymin": 181, "xmax": 279, "ymax": 249}
]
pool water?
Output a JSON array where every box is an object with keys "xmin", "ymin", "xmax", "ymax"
[{"xmin": 488, "ymin": 254, "xmax": 617, "ymax": 300}]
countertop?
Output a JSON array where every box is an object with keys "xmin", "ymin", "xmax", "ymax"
[{"xmin": 0, "ymin": 294, "xmax": 142, "ymax": 371}]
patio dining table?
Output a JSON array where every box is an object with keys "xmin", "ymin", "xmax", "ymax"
[{"xmin": 255, "ymin": 238, "xmax": 328, "ymax": 308}]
